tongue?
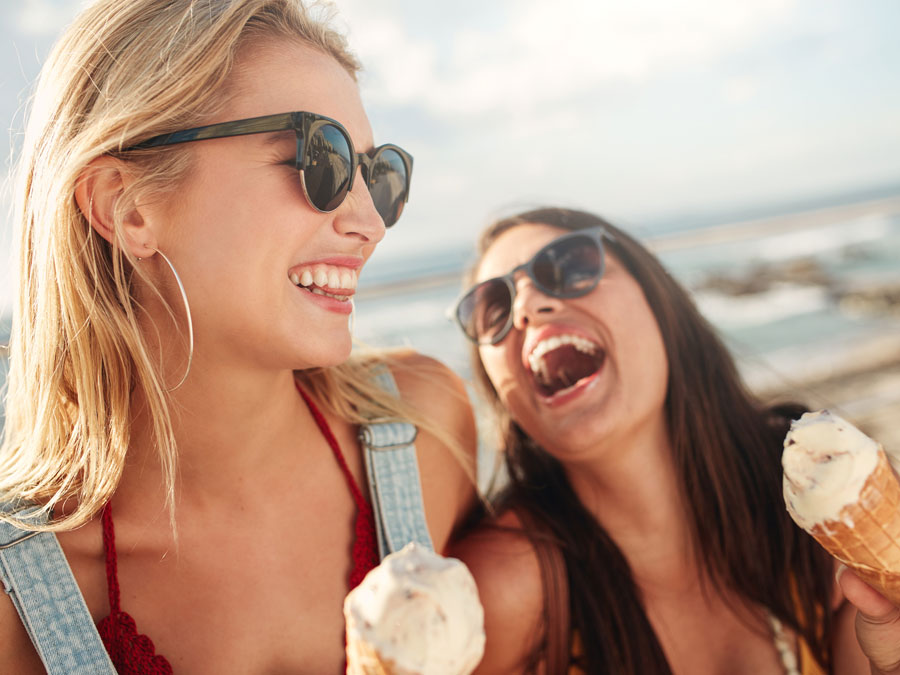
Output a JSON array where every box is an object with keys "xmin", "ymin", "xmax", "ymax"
[{"xmin": 534, "ymin": 345, "xmax": 603, "ymax": 396}]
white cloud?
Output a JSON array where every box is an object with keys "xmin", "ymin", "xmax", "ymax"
[
  {"xmin": 336, "ymin": 0, "xmax": 796, "ymax": 118},
  {"xmin": 723, "ymin": 77, "xmax": 761, "ymax": 104},
  {"xmin": 344, "ymin": 15, "xmax": 439, "ymax": 104},
  {"xmin": 13, "ymin": 0, "xmax": 83, "ymax": 37}
]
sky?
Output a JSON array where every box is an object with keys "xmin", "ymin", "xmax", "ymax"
[{"xmin": 2, "ymin": 0, "xmax": 900, "ymax": 311}]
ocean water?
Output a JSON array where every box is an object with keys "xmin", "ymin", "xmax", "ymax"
[
  {"xmin": 354, "ymin": 194, "xmax": 900, "ymax": 393},
  {"xmin": 2, "ymin": 193, "xmax": 900, "ymax": 423}
]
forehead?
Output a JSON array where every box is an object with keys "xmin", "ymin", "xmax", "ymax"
[
  {"xmin": 219, "ymin": 39, "xmax": 373, "ymax": 148},
  {"xmin": 476, "ymin": 223, "xmax": 569, "ymax": 282}
]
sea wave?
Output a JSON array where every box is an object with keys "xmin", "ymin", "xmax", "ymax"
[
  {"xmin": 694, "ymin": 284, "xmax": 830, "ymax": 328},
  {"xmin": 754, "ymin": 215, "xmax": 892, "ymax": 263}
]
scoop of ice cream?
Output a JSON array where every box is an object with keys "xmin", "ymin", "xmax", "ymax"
[
  {"xmin": 782, "ymin": 409, "xmax": 881, "ymax": 529},
  {"xmin": 344, "ymin": 542, "xmax": 485, "ymax": 675}
]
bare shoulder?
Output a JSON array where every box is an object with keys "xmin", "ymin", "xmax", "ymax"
[
  {"xmin": 0, "ymin": 592, "xmax": 45, "ymax": 674},
  {"xmin": 387, "ymin": 350, "xmax": 475, "ymax": 431},
  {"xmin": 449, "ymin": 509, "xmax": 545, "ymax": 675},
  {"xmin": 387, "ymin": 350, "xmax": 478, "ymax": 550}
]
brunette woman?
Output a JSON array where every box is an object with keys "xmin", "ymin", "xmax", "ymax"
[{"xmin": 449, "ymin": 207, "xmax": 900, "ymax": 674}]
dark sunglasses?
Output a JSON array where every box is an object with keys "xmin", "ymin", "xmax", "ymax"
[
  {"xmin": 451, "ymin": 226, "xmax": 614, "ymax": 345},
  {"xmin": 126, "ymin": 111, "xmax": 413, "ymax": 228}
]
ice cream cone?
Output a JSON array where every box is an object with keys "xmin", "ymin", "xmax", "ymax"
[
  {"xmin": 783, "ymin": 410, "xmax": 900, "ymax": 605},
  {"xmin": 345, "ymin": 634, "xmax": 395, "ymax": 675},
  {"xmin": 808, "ymin": 444, "xmax": 900, "ymax": 605}
]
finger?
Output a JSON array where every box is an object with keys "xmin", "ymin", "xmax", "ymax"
[{"xmin": 837, "ymin": 564, "xmax": 899, "ymax": 622}]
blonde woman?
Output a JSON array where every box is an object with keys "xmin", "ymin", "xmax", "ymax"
[{"xmin": 0, "ymin": 1, "xmax": 476, "ymax": 673}]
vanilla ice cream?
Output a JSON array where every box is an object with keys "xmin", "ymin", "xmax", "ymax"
[
  {"xmin": 344, "ymin": 543, "xmax": 485, "ymax": 675},
  {"xmin": 782, "ymin": 409, "xmax": 881, "ymax": 529}
]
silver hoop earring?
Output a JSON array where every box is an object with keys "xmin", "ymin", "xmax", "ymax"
[{"xmin": 150, "ymin": 248, "xmax": 194, "ymax": 391}]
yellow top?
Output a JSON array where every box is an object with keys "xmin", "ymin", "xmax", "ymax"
[
  {"xmin": 566, "ymin": 624, "xmax": 825, "ymax": 674},
  {"xmin": 798, "ymin": 634, "xmax": 826, "ymax": 675}
]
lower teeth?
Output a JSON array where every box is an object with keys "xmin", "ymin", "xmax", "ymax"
[{"xmin": 307, "ymin": 286, "xmax": 348, "ymax": 301}]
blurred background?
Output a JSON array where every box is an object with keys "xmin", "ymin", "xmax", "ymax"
[{"xmin": 1, "ymin": 0, "xmax": 899, "ymax": 447}]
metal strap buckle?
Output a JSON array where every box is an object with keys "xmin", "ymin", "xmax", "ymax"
[
  {"xmin": 0, "ymin": 529, "xmax": 43, "ymax": 551},
  {"xmin": 358, "ymin": 422, "xmax": 418, "ymax": 451}
]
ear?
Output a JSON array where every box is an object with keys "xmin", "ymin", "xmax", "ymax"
[{"xmin": 75, "ymin": 156, "xmax": 157, "ymax": 259}]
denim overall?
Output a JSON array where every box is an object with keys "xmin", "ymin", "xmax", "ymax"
[{"xmin": 0, "ymin": 369, "xmax": 433, "ymax": 674}]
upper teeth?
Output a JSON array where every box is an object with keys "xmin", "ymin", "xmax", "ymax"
[
  {"xmin": 527, "ymin": 334, "xmax": 599, "ymax": 374},
  {"xmin": 289, "ymin": 264, "xmax": 358, "ymax": 292}
]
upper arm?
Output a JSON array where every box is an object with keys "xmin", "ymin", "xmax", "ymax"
[
  {"xmin": 388, "ymin": 351, "xmax": 479, "ymax": 551},
  {"xmin": 448, "ymin": 512, "xmax": 546, "ymax": 675},
  {"xmin": 0, "ymin": 590, "xmax": 46, "ymax": 674}
]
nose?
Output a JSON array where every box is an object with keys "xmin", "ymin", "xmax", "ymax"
[
  {"xmin": 333, "ymin": 166, "xmax": 386, "ymax": 244},
  {"xmin": 511, "ymin": 274, "xmax": 562, "ymax": 332}
]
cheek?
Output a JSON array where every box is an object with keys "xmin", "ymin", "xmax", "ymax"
[
  {"xmin": 647, "ymin": 331, "xmax": 669, "ymax": 397},
  {"xmin": 630, "ymin": 307, "xmax": 669, "ymax": 398},
  {"xmin": 598, "ymin": 283, "xmax": 669, "ymax": 392},
  {"xmin": 479, "ymin": 347, "xmax": 520, "ymax": 402},
  {"xmin": 479, "ymin": 348, "xmax": 533, "ymax": 427},
  {"xmin": 173, "ymin": 152, "xmax": 292, "ymax": 240},
  {"xmin": 478, "ymin": 348, "xmax": 504, "ymax": 391}
]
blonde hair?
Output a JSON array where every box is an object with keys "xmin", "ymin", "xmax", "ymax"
[{"xmin": 0, "ymin": 0, "xmax": 467, "ymax": 532}]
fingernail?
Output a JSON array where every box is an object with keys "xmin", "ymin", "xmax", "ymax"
[{"xmin": 835, "ymin": 563, "xmax": 847, "ymax": 583}]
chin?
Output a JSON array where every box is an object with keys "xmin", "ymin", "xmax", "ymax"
[
  {"xmin": 520, "ymin": 411, "xmax": 610, "ymax": 458},
  {"xmin": 290, "ymin": 336, "xmax": 353, "ymax": 370},
  {"xmin": 316, "ymin": 346, "xmax": 353, "ymax": 369}
]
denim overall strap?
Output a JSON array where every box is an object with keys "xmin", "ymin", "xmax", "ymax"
[
  {"xmin": 359, "ymin": 368, "xmax": 434, "ymax": 559},
  {"xmin": 0, "ymin": 503, "xmax": 116, "ymax": 674}
]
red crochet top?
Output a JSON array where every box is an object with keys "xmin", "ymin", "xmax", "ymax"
[{"xmin": 96, "ymin": 386, "xmax": 380, "ymax": 673}]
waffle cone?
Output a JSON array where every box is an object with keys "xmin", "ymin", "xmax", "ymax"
[
  {"xmin": 345, "ymin": 636, "xmax": 396, "ymax": 675},
  {"xmin": 809, "ymin": 444, "xmax": 900, "ymax": 605}
]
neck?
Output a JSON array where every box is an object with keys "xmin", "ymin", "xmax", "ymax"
[
  {"xmin": 563, "ymin": 418, "xmax": 700, "ymax": 593},
  {"xmin": 118, "ymin": 358, "xmax": 322, "ymax": 517}
]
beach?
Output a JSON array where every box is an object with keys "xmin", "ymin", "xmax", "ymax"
[
  {"xmin": 658, "ymin": 196, "xmax": 900, "ymax": 450},
  {"xmin": 354, "ymin": 190, "xmax": 900, "ymax": 462},
  {"xmin": 756, "ymin": 340, "xmax": 900, "ymax": 451},
  {"xmin": 2, "ymin": 191, "xmax": 900, "ymax": 454},
  {"xmin": 657, "ymin": 195, "xmax": 900, "ymax": 448}
]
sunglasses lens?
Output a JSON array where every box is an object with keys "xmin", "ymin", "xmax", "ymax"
[
  {"xmin": 458, "ymin": 280, "xmax": 513, "ymax": 344},
  {"xmin": 368, "ymin": 148, "xmax": 409, "ymax": 228},
  {"xmin": 532, "ymin": 234, "xmax": 603, "ymax": 296},
  {"xmin": 303, "ymin": 123, "xmax": 353, "ymax": 211}
]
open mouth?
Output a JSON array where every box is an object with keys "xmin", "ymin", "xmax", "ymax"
[
  {"xmin": 527, "ymin": 334, "xmax": 606, "ymax": 398},
  {"xmin": 289, "ymin": 263, "xmax": 358, "ymax": 302}
]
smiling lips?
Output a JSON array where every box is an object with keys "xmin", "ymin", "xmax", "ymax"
[
  {"xmin": 289, "ymin": 263, "xmax": 358, "ymax": 301},
  {"xmin": 526, "ymin": 333, "xmax": 606, "ymax": 398}
]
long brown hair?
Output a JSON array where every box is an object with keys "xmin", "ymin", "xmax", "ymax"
[{"xmin": 467, "ymin": 208, "xmax": 835, "ymax": 673}]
